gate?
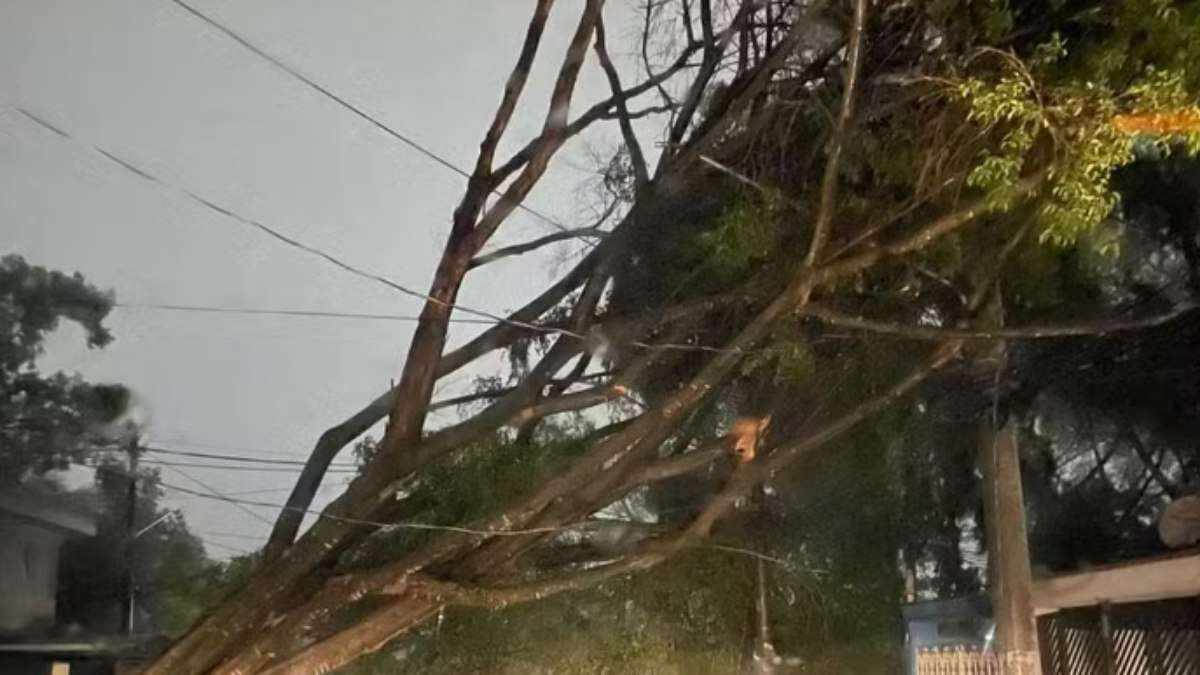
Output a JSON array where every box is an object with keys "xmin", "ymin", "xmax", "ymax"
[{"xmin": 1038, "ymin": 597, "xmax": 1200, "ymax": 675}]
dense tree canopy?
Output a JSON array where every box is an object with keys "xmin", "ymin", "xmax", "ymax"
[
  {"xmin": 0, "ymin": 254, "xmax": 130, "ymax": 481},
  {"xmin": 140, "ymin": 1, "xmax": 1200, "ymax": 674}
]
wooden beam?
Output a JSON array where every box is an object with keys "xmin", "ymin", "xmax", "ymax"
[{"xmin": 1032, "ymin": 549, "xmax": 1200, "ymax": 612}]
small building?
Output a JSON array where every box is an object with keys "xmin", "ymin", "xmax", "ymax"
[
  {"xmin": 901, "ymin": 594, "xmax": 994, "ymax": 675},
  {"xmin": 0, "ymin": 482, "xmax": 114, "ymax": 675},
  {"xmin": 0, "ymin": 483, "xmax": 98, "ymax": 637}
]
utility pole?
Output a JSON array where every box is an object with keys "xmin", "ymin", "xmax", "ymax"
[
  {"xmin": 982, "ymin": 418, "xmax": 1042, "ymax": 675},
  {"xmin": 121, "ymin": 435, "xmax": 139, "ymax": 635}
]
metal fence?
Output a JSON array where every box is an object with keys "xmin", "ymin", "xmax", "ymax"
[
  {"xmin": 1039, "ymin": 597, "xmax": 1200, "ymax": 675},
  {"xmin": 916, "ymin": 647, "xmax": 1002, "ymax": 675}
]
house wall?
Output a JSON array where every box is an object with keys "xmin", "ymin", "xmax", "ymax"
[{"xmin": 0, "ymin": 517, "xmax": 66, "ymax": 633}]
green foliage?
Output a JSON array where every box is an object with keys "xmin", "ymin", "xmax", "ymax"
[
  {"xmin": 952, "ymin": 2, "xmax": 1200, "ymax": 246},
  {"xmin": 0, "ymin": 254, "xmax": 129, "ymax": 482},
  {"xmin": 698, "ymin": 193, "xmax": 782, "ymax": 279},
  {"xmin": 343, "ymin": 435, "xmax": 591, "ymax": 569},
  {"xmin": 348, "ymin": 550, "xmax": 754, "ymax": 675},
  {"xmin": 739, "ymin": 319, "xmax": 814, "ymax": 386}
]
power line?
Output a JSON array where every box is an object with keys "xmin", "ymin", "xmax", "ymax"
[
  {"xmin": 167, "ymin": 483, "xmax": 562, "ymax": 536},
  {"xmin": 15, "ymin": 106, "xmax": 577, "ymax": 336},
  {"xmin": 26, "ymin": 108, "xmax": 1190, "ymax": 367},
  {"xmin": 140, "ymin": 458, "xmax": 358, "ymax": 473},
  {"xmin": 115, "ymin": 302, "xmax": 496, "ymax": 325},
  {"xmin": 86, "ymin": 461, "xmax": 564, "ymax": 536},
  {"xmin": 196, "ymin": 530, "xmax": 268, "ymax": 542},
  {"xmin": 143, "ymin": 446, "xmax": 357, "ymax": 468},
  {"xmin": 201, "ymin": 538, "xmax": 254, "ymax": 556},
  {"xmin": 168, "ymin": 482, "xmax": 351, "ymax": 499},
  {"xmin": 165, "ymin": 0, "xmax": 580, "ymax": 238},
  {"xmin": 16, "ymin": 105, "xmax": 777, "ymax": 359},
  {"xmin": 147, "ymin": 436, "xmax": 346, "ymax": 460},
  {"xmin": 157, "ymin": 465, "xmax": 276, "ymax": 526}
]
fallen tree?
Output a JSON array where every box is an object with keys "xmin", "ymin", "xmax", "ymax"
[{"xmin": 143, "ymin": 1, "xmax": 1200, "ymax": 673}]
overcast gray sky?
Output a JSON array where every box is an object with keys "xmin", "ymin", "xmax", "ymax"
[{"xmin": 1, "ymin": 0, "xmax": 655, "ymax": 557}]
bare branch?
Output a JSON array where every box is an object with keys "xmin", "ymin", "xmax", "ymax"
[
  {"xmin": 671, "ymin": 7, "xmax": 841, "ymax": 172},
  {"xmin": 804, "ymin": 302, "xmax": 1198, "ymax": 341},
  {"xmin": 493, "ymin": 13, "xmax": 745, "ymax": 184},
  {"xmin": 641, "ymin": 0, "xmax": 679, "ymax": 128},
  {"xmin": 465, "ymin": 0, "xmax": 605, "ymax": 255},
  {"xmin": 805, "ymin": 0, "xmax": 869, "ymax": 264},
  {"xmin": 469, "ymin": 227, "xmax": 604, "ymax": 269},
  {"xmin": 508, "ymin": 383, "xmax": 630, "ymax": 427},
  {"xmin": 699, "ymin": 154, "xmax": 805, "ymax": 211},
  {"xmin": 814, "ymin": 169, "xmax": 1051, "ymax": 286},
  {"xmin": 599, "ymin": 103, "xmax": 675, "ymax": 120},
  {"xmin": 622, "ymin": 440, "xmax": 727, "ymax": 488},
  {"xmin": 660, "ymin": 0, "xmax": 753, "ymax": 167},
  {"xmin": 594, "ymin": 16, "xmax": 650, "ymax": 186},
  {"xmin": 429, "ymin": 371, "xmax": 613, "ymax": 412}
]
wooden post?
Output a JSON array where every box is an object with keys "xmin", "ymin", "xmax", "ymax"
[
  {"xmin": 1098, "ymin": 603, "xmax": 1116, "ymax": 675},
  {"xmin": 982, "ymin": 419, "xmax": 1042, "ymax": 675},
  {"xmin": 122, "ymin": 436, "xmax": 139, "ymax": 635}
]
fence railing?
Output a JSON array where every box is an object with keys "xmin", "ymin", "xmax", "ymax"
[
  {"xmin": 1039, "ymin": 597, "xmax": 1200, "ymax": 675},
  {"xmin": 916, "ymin": 647, "xmax": 1002, "ymax": 675}
]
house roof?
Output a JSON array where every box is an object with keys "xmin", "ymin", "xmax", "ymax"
[
  {"xmin": 0, "ymin": 483, "xmax": 98, "ymax": 536},
  {"xmin": 901, "ymin": 594, "xmax": 992, "ymax": 622}
]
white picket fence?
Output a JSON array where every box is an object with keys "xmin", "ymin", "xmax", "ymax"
[{"xmin": 915, "ymin": 647, "xmax": 1002, "ymax": 675}]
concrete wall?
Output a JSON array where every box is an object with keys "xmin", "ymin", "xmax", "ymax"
[{"xmin": 0, "ymin": 517, "xmax": 66, "ymax": 633}]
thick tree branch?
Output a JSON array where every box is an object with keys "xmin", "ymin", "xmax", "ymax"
[
  {"xmin": 621, "ymin": 440, "xmax": 727, "ymax": 489},
  {"xmin": 290, "ymin": 342, "xmax": 965, "ymax": 669},
  {"xmin": 245, "ymin": 168, "xmax": 1051, "ymax": 675},
  {"xmin": 149, "ymin": 6, "xmax": 605, "ymax": 674},
  {"xmin": 262, "ymin": 390, "xmax": 394, "ymax": 560},
  {"xmin": 261, "ymin": 232, "xmax": 611, "ymax": 562},
  {"xmin": 474, "ymin": 0, "xmax": 555, "ymax": 177}
]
